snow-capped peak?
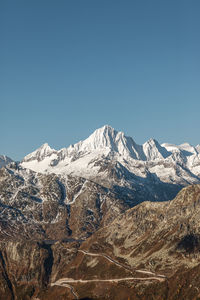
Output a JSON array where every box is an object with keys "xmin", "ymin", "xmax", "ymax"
[
  {"xmin": 20, "ymin": 125, "xmax": 200, "ymax": 185},
  {"xmin": 77, "ymin": 125, "xmax": 119, "ymax": 151},
  {"xmin": 70, "ymin": 125, "xmax": 145, "ymax": 160},
  {"xmin": 143, "ymin": 138, "xmax": 171, "ymax": 160},
  {"xmin": 23, "ymin": 143, "xmax": 56, "ymax": 162},
  {"xmin": 21, "ymin": 126, "xmax": 173, "ymax": 166}
]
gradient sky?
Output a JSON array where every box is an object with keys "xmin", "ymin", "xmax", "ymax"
[{"xmin": 1, "ymin": 0, "xmax": 200, "ymax": 160}]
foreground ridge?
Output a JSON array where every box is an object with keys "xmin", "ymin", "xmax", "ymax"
[{"xmin": 0, "ymin": 167, "xmax": 200, "ymax": 298}]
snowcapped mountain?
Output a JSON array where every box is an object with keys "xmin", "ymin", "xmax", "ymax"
[
  {"xmin": 23, "ymin": 143, "xmax": 57, "ymax": 162},
  {"xmin": 21, "ymin": 125, "xmax": 200, "ymax": 204},
  {"xmin": 21, "ymin": 125, "xmax": 144, "ymax": 176},
  {"xmin": 0, "ymin": 155, "xmax": 13, "ymax": 168},
  {"xmin": 1, "ymin": 128, "xmax": 200, "ymax": 299},
  {"xmin": 23, "ymin": 125, "xmax": 145, "ymax": 163},
  {"xmin": 143, "ymin": 138, "xmax": 171, "ymax": 160}
]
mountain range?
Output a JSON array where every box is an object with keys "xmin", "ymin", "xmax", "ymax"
[
  {"xmin": 21, "ymin": 125, "xmax": 200, "ymax": 181},
  {"xmin": 20, "ymin": 125, "xmax": 200, "ymax": 205},
  {"xmin": 1, "ymin": 125, "xmax": 200, "ymax": 299}
]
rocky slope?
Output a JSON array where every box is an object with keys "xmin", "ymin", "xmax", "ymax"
[
  {"xmin": 46, "ymin": 184, "xmax": 200, "ymax": 299},
  {"xmin": 0, "ymin": 163, "xmax": 126, "ymax": 241},
  {"xmin": 1, "ymin": 184, "xmax": 200, "ymax": 299}
]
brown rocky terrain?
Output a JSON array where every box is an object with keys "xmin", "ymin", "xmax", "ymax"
[
  {"xmin": 46, "ymin": 184, "xmax": 200, "ymax": 299},
  {"xmin": 1, "ymin": 163, "xmax": 200, "ymax": 299},
  {"xmin": 0, "ymin": 163, "xmax": 127, "ymax": 241}
]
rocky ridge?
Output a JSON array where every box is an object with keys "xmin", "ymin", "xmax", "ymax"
[
  {"xmin": 1, "ymin": 184, "xmax": 200, "ymax": 299},
  {"xmin": 0, "ymin": 163, "xmax": 126, "ymax": 241}
]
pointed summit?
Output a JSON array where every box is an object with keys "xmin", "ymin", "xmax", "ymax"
[
  {"xmin": 20, "ymin": 126, "xmax": 200, "ymax": 185},
  {"xmin": 83, "ymin": 125, "xmax": 118, "ymax": 151},
  {"xmin": 37, "ymin": 143, "xmax": 55, "ymax": 158},
  {"xmin": 70, "ymin": 125, "xmax": 145, "ymax": 160},
  {"xmin": 143, "ymin": 138, "xmax": 171, "ymax": 160},
  {"xmin": 23, "ymin": 143, "xmax": 56, "ymax": 162}
]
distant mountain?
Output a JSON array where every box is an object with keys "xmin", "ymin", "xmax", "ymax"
[
  {"xmin": 21, "ymin": 125, "xmax": 200, "ymax": 205},
  {"xmin": 0, "ymin": 155, "xmax": 13, "ymax": 168}
]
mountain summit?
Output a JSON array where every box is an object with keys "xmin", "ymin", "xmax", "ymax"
[
  {"xmin": 143, "ymin": 138, "xmax": 171, "ymax": 160},
  {"xmin": 23, "ymin": 143, "xmax": 56, "ymax": 162},
  {"xmin": 69, "ymin": 125, "xmax": 145, "ymax": 160}
]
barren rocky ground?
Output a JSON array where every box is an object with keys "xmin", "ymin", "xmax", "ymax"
[{"xmin": 1, "ymin": 162, "xmax": 200, "ymax": 299}]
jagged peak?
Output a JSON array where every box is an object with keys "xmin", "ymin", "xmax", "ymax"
[
  {"xmin": 99, "ymin": 124, "xmax": 115, "ymax": 131},
  {"xmin": 37, "ymin": 142, "xmax": 53, "ymax": 152},
  {"xmin": 144, "ymin": 138, "xmax": 160, "ymax": 146},
  {"xmin": 62, "ymin": 125, "xmax": 145, "ymax": 160},
  {"xmin": 21, "ymin": 126, "xmax": 200, "ymax": 175},
  {"xmin": 90, "ymin": 125, "xmax": 117, "ymax": 139},
  {"xmin": 143, "ymin": 138, "xmax": 171, "ymax": 160},
  {"xmin": 23, "ymin": 143, "xmax": 56, "ymax": 162},
  {"xmin": 72, "ymin": 125, "xmax": 121, "ymax": 153},
  {"xmin": 40, "ymin": 142, "xmax": 50, "ymax": 148}
]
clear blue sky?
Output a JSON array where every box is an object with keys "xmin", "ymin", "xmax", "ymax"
[{"xmin": 1, "ymin": 0, "xmax": 200, "ymax": 160}]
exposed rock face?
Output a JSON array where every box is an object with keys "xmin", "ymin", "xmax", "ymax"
[
  {"xmin": 85, "ymin": 184, "xmax": 200, "ymax": 267},
  {"xmin": 0, "ymin": 163, "xmax": 126, "ymax": 241},
  {"xmin": 1, "ymin": 181, "xmax": 200, "ymax": 299},
  {"xmin": 73, "ymin": 184, "xmax": 200, "ymax": 299},
  {"xmin": 0, "ymin": 163, "xmax": 127, "ymax": 299},
  {"xmin": 0, "ymin": 240, "xmax": 80, "ymax": 300}
]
